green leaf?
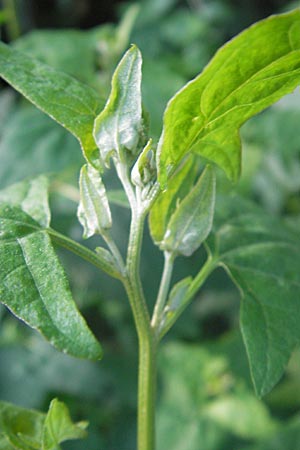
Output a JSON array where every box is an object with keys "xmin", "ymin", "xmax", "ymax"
[
  {"xmin": 42, "ymin": 399, "xmax": 87, "ymax": 450},
  {"xmin": 77, "ymin": 164, "xmax": 112, "ymax": 238},
  {"xmin": 161, "ymin": 165, "xmax": 216, "ymax": 256},
  {"xmin": 0, "ymin": 176, "xmax": 50, "ymax": 227},
  {"xmin": 158, "ymin": 9, "xmax": 300, "ymax": 185},
  {"xmin": 0, "ymin": 205, "xmax": 102, "ymax": 360},
  {"xmin": 149, "ymin": 155, "xmax": 198, "ymax": 244},
  {"xmin": 0, "ymin": 104, "xmax": 81, "ymax": 188},
  {"xmin": 0, "ymin": 401, "xmax": 44, "ymax": 450},
  {"xmin": 131, "ymin": 139, "xmax": 156, "ymax": 188},
  {"xmin": 211, "ymin": 205, "xmax": 300, "ymax": 396},
  {"xmin": 0, "ymin": 400, "xmax": 87, "ymax": 450},
  {"xmin": 0, "ymin": 42, "xmax": 104, "ymax": 164},
  {"xmin": 93, "ymin": 45, "xmax": 144, "ymax": 166}
]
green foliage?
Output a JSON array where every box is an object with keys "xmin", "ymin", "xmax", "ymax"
[
  {"xmin": 0, "ymin": 42, "xmax": 104, "ymax": 165},
  {"xmin": 93, "ymin": 45, "xmax": 144, "ymax": 167},
  {"xmin": 0, "ymin": 178, "xmax": 102, "ymax": 360},
  {"xmin": 158, "ymin": 9, "xmax": 300, "ymax": 185},
  {"xmin": 0, "ymin": 4, "xmax": 300, "ymax": 450},
  {"xmin": 0, "ymin": 399, "xmax": 87, "ymax": 449}
]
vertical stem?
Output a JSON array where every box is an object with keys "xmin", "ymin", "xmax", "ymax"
[
  {"xmin": 3, "ymin": 0, "xmax": 20, "ymax": 40},
  {"xmin": 138, "ymin": 333, "xmax": 157, "ymax": 450}
]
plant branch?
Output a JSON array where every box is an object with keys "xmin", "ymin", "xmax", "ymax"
[
  {"xmin": 151, "ymin": 251, "xmax": 175, "ymax": 332},
  {"xmin": 48, "ymin": 228, "xmax": 124, "ymax": 280},
  {"xmin": 102, "ymin": 230, "xmax": 126, "ymax": 275},
  {"xmin": 159, "ymin": 254, "xmax": 217, "ymax": 340}
]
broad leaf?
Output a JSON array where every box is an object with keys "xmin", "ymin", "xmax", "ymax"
[
  {"xmin": 0, "ymin": 42, "xmax": 104, "ymax": 164},
  {"xmin": 158, "ymin": 9, "xmax": 300, "ymax": 185},
  {"xmin": 0, "ymin": 400, "xmax": 87, "ymax": 450},
  {"xmin": 42, "ymin": 399, "xmax": 87, "ymax": 449},
  {"xmin": 210, "ymin": 200, "xmax": 300, "ymax": 396},
  {"xmin": 93, "ymin": 45, "xmax": 144, "ymax": 166},
  {"xmin": 149, "ymin": 155, "xmax": 198, "ymax": 244},
  {"xmin": 0, "ymin": 205, "xmax": 102, "ymax": 360},
  {"xmin": 0, "ymin": 176, "xmax": 50, "ymax": 227},
  {"xmin": 77, "ymin": 164, "xmax": 112, "ymax": 238},
  {"xmin": 161, "ymin": 165, "xmax": 216, "ymax": 256},
  {"xmin": 0, "ymin": 103, "xmax": 81, "ymax": 189}
]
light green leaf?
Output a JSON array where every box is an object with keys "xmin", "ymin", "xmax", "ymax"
[
  {"xmin": 0, "ymin": 205, "xmax": 102, "ymax": 360},
  {"xmin": 77, "ymin": 164, "xmax": 112, "ymax": 238},
  {"xmin": 158, "ymin": 9, "xmax": 300, "ymax": 185},
  {"xmin": 211, "ymin": 206, "xmax": 300, "ymax": 396},
  {"xmin": 0, "ymin": 42, "xmax": 104, "ymax": 164},
  {"xmin": 42, "ymin": 399, "xmax": 87, "ymax": 450},
  {"xmin": 0, "ymin": 176, "xmax": 50, "ymax": 227},
  {"xmin": 93, "ymin": 45, "xmax": 144, "ymax": 166},
  {"xmin": 0, "ymin": 400, "xmax": 87, "ymax": 450},
  {"xmin": 131, "ymin": 139, "xmax": 156, "ymax": 188},
  {"xmin": 149, "ymin": 155, "xmax": 198, "ymax": 244},
  {"xmin": 161, "ymin": 165, "xmax": 216, "ymax": 256}
]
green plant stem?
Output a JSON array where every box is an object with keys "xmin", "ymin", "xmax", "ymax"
[
  {"xmin": 151, "ymin": 251, "xmax": 175, "ymax": 331},
  {"xmin": 102, "ymin": 230, "xmax": 126, "ymax": 275},
  {"xmin": 3, "ymin": 0, "xmax": 20, "ymax": 40},
  {"xmin": 48, "ymin": 228, "xmax": 123, "ymax": 280},
  {"xmin": 124, "ymin": 208, "xmax": 157, "ymax": 450},
  {"xmin": 159, "ymin": 255, "xmax": 217, "ymax": 340}
]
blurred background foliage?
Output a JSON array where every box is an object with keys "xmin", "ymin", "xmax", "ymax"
[{"xmin": 0, "ymin": 0, "xmax": 300, "ymax": 449}]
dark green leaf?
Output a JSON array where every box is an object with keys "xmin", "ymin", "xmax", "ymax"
[
  {"xmin": 161, "ymin": 165, "xmax": 216, "ymax": 256},
  {"xmin": 93, "ymin": 45, "xmax": 144, "ymax": 166},
  {"xmin": 77, "ymin": 164, "xmax": 112, "ymax": 238},
  {"xmin": 149, "ymin": 155, "xmax": 198, "ymax": 244},
  {"xmin": 0, "ymin": 205, "xmax": 102, "ymax": 360},
  {"xmin": 211, "ymin": 206, "xmax": 300, "ymax": 396},
  {"xmin": 158, "ymin": 9, "xmax": 300, "ymax": 185},
  {"xmin": 0, "ymin": 176, "xmax": 50, "ymax": 227},
  {"xmin": 0, "ymin": 42, "xmax": 104, "ymax": 164},
  {"xmin": 0, "ymin": 104, "xmax": 81, "ymax": 188},
  {"xmin": 42, "ymin": 399, "xmax": 87, "ymax": 450}
]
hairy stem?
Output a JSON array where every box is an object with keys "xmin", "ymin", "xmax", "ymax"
[{"xmin": 151, "ymin": 251, "xmax": 175, "ymax": 331}]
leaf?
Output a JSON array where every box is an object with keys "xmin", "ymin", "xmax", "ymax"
[
  {"xmin": 0, "ymin": 104, "xmax": 81, "ymax": 189},
  {"xmin": 161, "ymin": 165, "xmax": 216, "ymax": 256},
  {"xmin": 0, "ymin": 205, "xmax": 102, "ymax": 360},
  {"xmin": 0, "ymin": 401, "xmax": 44, "ymax": 450},
  {"xmin": 77, "ymin": 164, "xmax": 112, "ymax": 238},
  {"xmin": 0, "ymin": 400, "xmax": 87, "ymax": 450},
  {"xmin": 0, "ymin": 176, "xmax": 50, "ymax": 227},
  {"xmin": 42, "ymin": 399, "xmax": 87, "ymax": 450},
  {"xmin": 149, "ymin": 155, "xmax": 198, "ymax": 244},
  {"xmin": 0, "ymin": 42, "xmax": 104, "ymax": 165},
  {"xmin": 157, "ymin": 9, "xmax": 300, "ymax": 185},
  {"xmin": 93, "ymin": 45, "xmax": 144, "ymax": 166},
  {"xmin": 210, "ymin": 204, "xmax": 300, "ymax": 396}
]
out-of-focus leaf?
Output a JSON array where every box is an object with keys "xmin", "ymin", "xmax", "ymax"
[
  {"xmin": 0, "ymin": 105, "xmax": 81, "ymax": 188},
  {"xmin": 0, "ymin": 176, "xmax": 50, "ymax": 227},
  {"xmin": 42, "ymin": 399, "xmax": 87, "ymax": 450},
  {"xmin": 161, "ymin": 165, "xmax": 215, "ymax": 256},
  {"xmin": 210, "ymin": 197, "xmax": 300, "ymax": 396},
  {"xmin": 0, "ymin": 400, "xmax": 87, "ymax": 450},
  {"xmin": 0, "ymin": 205, "xmax": 102, "ymax": 360},
  {"xmin": 0, "ymin": 42, "xmax": 104, "ymax": 164},
  {"xmin": 158, "ymin": 9, "xmax": 300, "ymax": 185},
  {"xmin": 93, "ymin": 45, "xmax": 144, "ymax": 166},
  {"xmin": 77, "ymin": 164, "xmax": 111, "ymax": 238}
]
